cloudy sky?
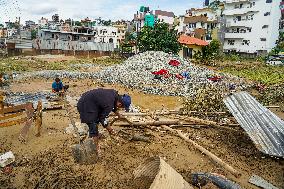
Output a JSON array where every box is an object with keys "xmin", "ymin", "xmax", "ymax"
[{"xmin": 0, "ymin": 0, "xmax": 204, "ymax": 24}]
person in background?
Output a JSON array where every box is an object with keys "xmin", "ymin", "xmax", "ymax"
[{"xmin": 52, "ymin": 78, "xmax": 69, "ymax": 94}]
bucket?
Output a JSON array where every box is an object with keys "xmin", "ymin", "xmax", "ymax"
[{"xmin": 133, "ymin": 157, "xmax": 194, "ymax": 189}]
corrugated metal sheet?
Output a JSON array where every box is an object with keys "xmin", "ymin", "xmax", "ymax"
[
  {"xmin": 4, "ymin": 92, "xmax": 56, "ymax": 108},
  {"xmin": 224, "ymin": 91, "xmax": 284, "ymax": 157}
]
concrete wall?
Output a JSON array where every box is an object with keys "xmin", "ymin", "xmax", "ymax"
[{"xmin": 35, "ymin": 39, "xmax": 114, "ymax": 51}]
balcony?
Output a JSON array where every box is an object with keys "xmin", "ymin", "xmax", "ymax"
[
  {"xmin": 223, "ymin": 8, "xmax": 259, "ymax": 16},
  {"xmin": 226, "ymin": 20, "xmax": 252, "ymax": 27},
  {"xmin": 225, "ymin": 0, "xmax": 249, "ymax": 4},
  {"xmin": 225, "ymin": 32, "xmax": 246, "ymax": 39}
]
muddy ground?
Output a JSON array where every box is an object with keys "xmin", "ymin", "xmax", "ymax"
[{"xmin": 0, "ymin": 77, "xmax": 284, "ymax": 189}]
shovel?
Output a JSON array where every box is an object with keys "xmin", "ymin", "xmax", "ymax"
[{"xmin": 63, "ymin": 94, "xmax": 98, "ymax": 164}]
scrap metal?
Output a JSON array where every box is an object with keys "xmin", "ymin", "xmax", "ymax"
[{"xmin": 224, "ymin": 91, "xmax": 284, "ymax": 157}]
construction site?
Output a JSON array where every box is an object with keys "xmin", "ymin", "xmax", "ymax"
[{"xmin": 0, "ymin": 52, "xmax": 283, "ymax": 189}]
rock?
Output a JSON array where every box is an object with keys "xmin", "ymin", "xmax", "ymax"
[{"xmin": 0, "ymin": 151, "xmax": 15, "ymax": 168}]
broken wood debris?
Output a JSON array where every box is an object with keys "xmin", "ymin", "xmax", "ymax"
[{"xmin": 160, "ymin": 125, "xmax": 242, "ymax": 178}]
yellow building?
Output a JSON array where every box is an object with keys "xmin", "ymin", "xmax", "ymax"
[
  {"xmin": 0, "ymin": 29, "xmax": 7, "ymax": 38},
  {"xmin": 178, "ymin": 35, "xmax": 208, "ymax": 59}
]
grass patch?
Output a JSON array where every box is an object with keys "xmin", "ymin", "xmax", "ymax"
[
  {"xmin": 0, "ymin": 56, "xmax": 124, "ymax": 73},
  {"xmin": 217, "ymin": 61, "xmax": 284, "ymax": 86}
]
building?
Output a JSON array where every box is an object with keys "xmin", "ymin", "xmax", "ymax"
[
  {"xmin": 25, "ymin": 20, "xmax": 36, "ymax": 28},
  {"xmin": 134, "ymin": 6, "xmax": 154, "ymax": 32},
  {"xmin": 7, "ymin": 28, "xmax": 17, "ymax": 38},
  {"xmin": 176, "ymin": 8, "xmax": 220, "ymax": 42},
  {"xmin": 0, "ymin": 28, "xmax": 7, "ymax": 38},
  {"xmin": 93, "ymin": 26, "xmax": 119, "ymax": 48},
  {"xmin": 280, "ymin": 0, "xmax": 284, "ymax": 32},
  {"xmin": 52, "ymin": 14, "xmax": 60, "ymax": 23},
  {"xmin": 223, "ymin": 0, "xmax": 281, "ymax": 55},
  {"xmin": 154, "ymin": 10, "xmax": 175, "ymax": 28},
  {"xmin": 38, "ymin": 17, "xmax": 48, "ymax": 28},
  {"xmin": 178, "ymin": 35, "xmax": 208, "ymax": 59},
  {"xmin": 113, "ymin": 23, "xmax": 127, "ymax": 45},
  {"xmin": 36, "ymin": 29, "xmax": 114, "ymax": 52}
]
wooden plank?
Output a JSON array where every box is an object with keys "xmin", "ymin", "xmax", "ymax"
[
  {"xmin": 0, "ymin": 118, "xmax": 27, "ymax": 127},
  {"xmin": 0, "ymin": 104, "xmax": 26, "ymax": 114},
  {"xmin": 0, "ymin": 112, "xmax": 24, "ymax": 121}
]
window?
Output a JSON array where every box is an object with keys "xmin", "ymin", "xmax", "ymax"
[
  {"xmin": 264, "ymin": 12, "xmax": 270, "ymax": 16},
  {"xmin": 260, "ymin": 38, "xmax": 266, "ymax": 41},
  {"xmin": 88, "ymin": 37, "xmax": 91, "ymax": 41},
  {"xmin": 237, "ymin": 16, "xmax": 241, "ymax": 21},
  {"xmin": 51, "ymin": 34, "xmax": 55, "ymax": 38},
  {"xmin": 228, "ymin": 40, "xmax": 235, "ymax": 45},
  {"xmin": 266, "ymin": 0, "xmax": 272, "ymax": 3},
  {"xmin": 262, "ymin": 25, "xmax": 269, "ymax": 29},
  {"xmin": 242, "ymin": 40, "xmax": 250, "ymax": 45}
]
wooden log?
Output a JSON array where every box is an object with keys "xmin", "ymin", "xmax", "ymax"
[
  {"xmin": 161, "ymin": 125, "xmax": 242, "ymax": 178},
  {"xmin": 35, "ymin": 101, "xmax": 43, "ymax": 137},
  {"xmin": 0, "ymin": 118, "xmax": 27, "ymax": 127},
  {"xmin": 112, "ymin": 120, "xmax": 180, "ymax": 127},
  {"xmin": 0, "ymin": 104, "xmax": 26, "ymax": 114},
  {"xmin": 0, "ymin": 112, "xmax": 24, "ymax": 121},
  {"xmin": 179, "ymin": 117, "xmax": 238, "ymax": 132},
  {"xmin": 110, "ymin": 111, "xmax": 227, "ymax": 117}
]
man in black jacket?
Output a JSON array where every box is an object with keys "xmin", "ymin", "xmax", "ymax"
[{"xmin": 77, "ymin": 88, "xmax": 131, "ymax": 153}]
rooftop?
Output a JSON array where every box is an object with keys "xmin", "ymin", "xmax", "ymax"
[
  {"xmin": 178, "ymin": 35, "xmax": 209, "ymax": 46},
  {"xmin": 155, "ymin": 10, "xmax": 175, "ymax": 18},
  {"xmin": 184, "ymin": 15, "xmax": 208, "ymax": 24}
]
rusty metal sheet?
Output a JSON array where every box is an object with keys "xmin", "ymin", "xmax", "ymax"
[{"xmin": 224, "ymin": 91, "xmax": 284, "ymax": 157}]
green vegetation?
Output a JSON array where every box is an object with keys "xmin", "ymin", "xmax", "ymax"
[
  {"xmin": 194, "ymin": 39, "xmax": 221, "ymax": 65},
  {"xmin": 0, "ymin": 56, "xmax": 123, "ymax": 73},
  {"xmin": 137, "ymin": 22, "xmax": 181, "ymax": 54},
  {"xmin": 269, "ymin": 32, "xmax": 284, "ymax": 55},
  {"xmin": 31, "ymin": 29, "xmax": 38, "ymax": 40},
  {"xmin": 219, "ymin": 61, "xmax": 284, "ymax": 85}
]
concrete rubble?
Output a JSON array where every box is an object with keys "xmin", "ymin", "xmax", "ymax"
[{"xmin": 11, "ymin": 51, "xmax": 248, "ymax": 97}]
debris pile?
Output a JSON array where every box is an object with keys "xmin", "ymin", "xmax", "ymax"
[
  {"xmin": 95, "ymin": 51, "xmax": 246, "ymax": 96},
  {"xmin": 181, "ymin": 85, "xmax": 227, "ymax": 113},
  {"xmin": 258, "ymin": 83, "xmax": 284, "ymax": 105},
  {"xmin": 11, "ymin": 51, "xmax": 247, "ymax": 97}
]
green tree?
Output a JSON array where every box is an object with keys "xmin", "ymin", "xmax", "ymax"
[
  {"xmin": 193, "ymin": 39, "xmax": 221, "ymax": 65},
  {"xmin": 31, "ymin": 29, "xmax": 37, "ymax": 39},
  {"xmin": 137, "ymin": 22, "xmax": 181, "ymax": 54},
  {"xmin": 74, "ymin": 21, "xmax": 82, "ymax": 26},
  {"xmin": 270, "ymin": 32, "xmax": 284, "ymax": 55}
]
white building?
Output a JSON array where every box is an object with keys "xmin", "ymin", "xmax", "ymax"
[
  {"xmin": 93, "ymin": 26, "xmax": 119, "ymax": 49},
  {"xmin": 223, "ymin": 0, "xmax": 281, "ymax": 55},
  {"xmin": 38, "ymin": 17, "xmax": 48, "ymax": 28}
]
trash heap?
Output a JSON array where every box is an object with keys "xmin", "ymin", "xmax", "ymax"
[{"xmin": 95, "ymin": 51, "xmax": 246, "ymax": 96}]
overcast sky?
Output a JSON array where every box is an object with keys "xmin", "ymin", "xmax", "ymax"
[{"xmin": 0, "ymin": 0, "xmax": 203, "ymax": 24}]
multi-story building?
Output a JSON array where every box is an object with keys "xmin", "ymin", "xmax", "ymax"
[
  {"xmin": 52, "ymin": 14, "xmax": 60, "ymax": 23},
  {"xmin": 93, "ymin": 26, "xmax": 119, "ymax": 48},
  {"xmin": 25, "ymin": 20, "xmax": 36, "ymax": 28},
  {"xmin": 154, "ymin": 10, "xmax": 175, "ymax": 28},
  {"xmin": 176, "ymin": 8, "xmax": 220, "ymax": 42},
  {"xmin": 113, "ymin": 23, "xmax": 127, "ymax": 45},
  {"xmin": 0, "ymin": 28, "xmax": 7, "ymax": 38},
  {"xmin": 223, "ymin": 0, "xmax": 281, "ymax": 55},
  {"xmin": 280, "ymin": 0, "xmax": 284, "ymax": 32},
  {"xmin": 38, "ymin": 17, "xmax": 48, "ymax": 28}
]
